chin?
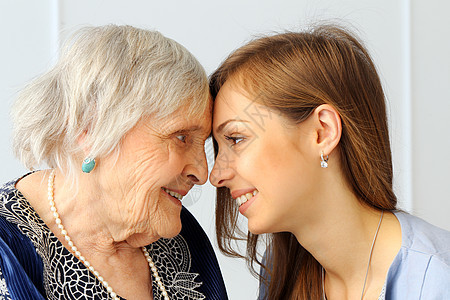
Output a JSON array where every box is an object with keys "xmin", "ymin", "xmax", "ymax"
[
  {"xmin": 160, "ymin": 218, "xmax": 182, "ymax": 239},
  {"xmin": 247, "ymin": 220, "xmax": 272, "ymax": 235}
]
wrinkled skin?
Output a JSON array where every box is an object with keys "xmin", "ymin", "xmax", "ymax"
[{"xmin": 91, "ymin": 106, "xmax": 212, "ymax": 247}]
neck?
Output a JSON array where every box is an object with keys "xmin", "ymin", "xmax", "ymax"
[
  {"xmin": 288, "ymin": 178, "xmax": 401, "ymax": 298},
  {"xmin": 294, "ymin": 199, "xmax": 382, "ymax": 279},
  {"xmin": 16, "ymin": 169, "xmax": 160, "ymax": 299},
  {"xmin": 50, "ymin": 169, "xmax": 159, "ymax": 253}
]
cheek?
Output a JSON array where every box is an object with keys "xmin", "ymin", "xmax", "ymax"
[
  {"xmin": 238, "ymin": 139, "xmax": 290, "ymax": 181},
  {"xmin": 130, "ymin": 150, "xmax": 168, "ymax": 183},
  {"xmin": 111, "ymin": 144, "xmax": 172, "ymax": 200},
  {"xmin": 241, "ymin": 139, "xmax": 311, "ymax": 204},
  {"xmin": 166, "ymin": 144, "xmax": 189, "ymax": 174}
]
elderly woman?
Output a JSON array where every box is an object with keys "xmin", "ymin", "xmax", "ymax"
[{"xmin": 0, "ymin": 25, "xmax": 227, "ymax": 300}]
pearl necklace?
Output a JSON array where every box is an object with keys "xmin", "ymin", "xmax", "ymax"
[
  {"xmin": 47, "ymin": 170, "xmax": 170, "ymax": 300},
  {"xmin": 322, "ymin": 211, "xmax": 384, "ymax": 300}
]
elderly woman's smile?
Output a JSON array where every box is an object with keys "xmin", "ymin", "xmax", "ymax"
[
  {"xmin": 2, "ymin": 25, "xmax": 227, "ymax": 299},
  {"xmin": 92, "ymin": 105, "xmax": 212, "ymax": 243},
  {"xmin": 161, "ymin": 187, "xmax": 184, "ymax": 203}
]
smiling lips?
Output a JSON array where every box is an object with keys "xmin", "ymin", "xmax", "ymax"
[
  {"xmin": 163, "ymin": 186, "xmax": 258, "ymax": 207},
  {"xmin": 161, "ymin": 187, "xmax": 184, "ymax": 201},
  {"xmin": 235, "ymin": 190, "xmax": 258, "ymax": 207}
]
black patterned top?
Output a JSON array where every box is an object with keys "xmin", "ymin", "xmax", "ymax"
[{"xmin": 0, "ymin": 175, "xmax": 228, "ymax": 300}]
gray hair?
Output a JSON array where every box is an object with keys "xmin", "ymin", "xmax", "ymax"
[{"xmin": 11, "ymin": 25, "xmax": 209, "ymax": 176}]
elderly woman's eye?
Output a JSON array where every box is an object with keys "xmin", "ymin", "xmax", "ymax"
[{"xmin": 176, "ymin": 135, "xmax": 187, "ymax": 143}]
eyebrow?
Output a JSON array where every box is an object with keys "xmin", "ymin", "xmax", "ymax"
[
  {"xmin": 174, "ymin": 126, "xmax": 202, "ymax": 133},
  {"xmin": 171, "ymin": 126, "xmax": 209, "ymax": 137},
  {"xmin": 216, "ymin": 119, "xmax": 249, "ymax": 133}
]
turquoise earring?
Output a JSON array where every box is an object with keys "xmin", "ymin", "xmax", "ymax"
[{"xmin": 81, "ymin": 158, "xmax": 96, "ymax": 173}]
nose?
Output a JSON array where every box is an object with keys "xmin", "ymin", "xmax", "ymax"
[
  {"xmin": 183, "ymin": 147, "xmax": 208, "ymax": 185},
  {"xmin": 209, "ymin": 151, "xmax": 234, "ymax": 187}
]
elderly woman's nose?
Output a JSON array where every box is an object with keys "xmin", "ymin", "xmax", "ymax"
[
  {"xmin": 209, "ymin": 153, "xmax": 234, "ymax": 187},
  {"xmin": 184, "ymin": 150, "xmax": 208, "ymax": 185}
]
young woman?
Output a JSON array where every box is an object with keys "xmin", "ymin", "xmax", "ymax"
[{"xmin": 209, "ymin": 25, "xmax": 450, "ymax": 299}]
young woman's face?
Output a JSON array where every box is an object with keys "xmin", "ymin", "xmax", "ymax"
[{"xmin": 210, "ymin": 80, "xmax": 323, "ymax": 234}]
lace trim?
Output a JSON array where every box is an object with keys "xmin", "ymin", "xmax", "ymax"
[
  {"xmin": 0, "ymin": 179, "xmax": 205, "ymax": 299},
  {"xmin": 0, "ymin": 266, "xmax": 12, "ymax": 300},
  {"xmin": 148, "ymin": 235, "xmax": 205, "ymax": 300}
]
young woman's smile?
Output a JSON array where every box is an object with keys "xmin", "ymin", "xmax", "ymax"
[{"xmin": 210, "ymin": 79, "xmax": 322, "ymax": 234}]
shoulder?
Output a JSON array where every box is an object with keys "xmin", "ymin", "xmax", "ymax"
[
  {"xmin": 0, "ymin": 175, "xmax": 47, "ymax": 298},
  {"xmin": 385, "ymin": 212, "xmax": 450, "ymax": 298},
  {"xmin": 149, "ymin": 207, "xmax": 228, "ymax": 299},
  {"xmin": 395, "ymin": 211, "xmax": 450, "ymax": 257},
  {"xmin": 0, "ymin": 224, "xmax": 46, "ymax": 299},
  {"xmin": 179, "ymin": 206, "xmax": 219, "ymax": 257},
  {"xmin": 0, "ymin": 173, "xmax": 38, "ymax": 211},
  {"xmin": 0, "ymin": 177, "xmax": 21, "ymax": 203},
  {"xmin": 180, "ymin": 206, "xmax": 206, "ymax": 233},
  {"xmin": 179, "ymin": 206, "xmax": 219, "ymax": 262},
  {"xmin": 180, "ymin": 206, "xmax": 221, "ymax": 259},
  {"xmin": 178, "ymin": 206, "xmax": 228, "ymax": 299},
  {"xmin": 0, "ymin": 177, "xmax": 24, "ymax": 238},
  {"xmin": 0, "ymin": 174, "xmax": 40, "ymax": 240}
]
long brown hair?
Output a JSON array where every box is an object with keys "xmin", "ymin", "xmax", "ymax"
[{"xmin": 210, "ymin": 25, "xmax": 397, "ymax": 299}]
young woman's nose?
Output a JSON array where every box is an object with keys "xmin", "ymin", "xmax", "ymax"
[{"xmin": 209, "ymin": 152, "xmax": 235, "ymax": 187}]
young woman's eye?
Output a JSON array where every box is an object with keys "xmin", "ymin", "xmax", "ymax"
[
  {"xmin": 176, "ymin": 135, "xmax": 187, "ymax": 143},
  {"xmin": 225, "ymin": 135, "xmax": 245, "ymax": 146}
]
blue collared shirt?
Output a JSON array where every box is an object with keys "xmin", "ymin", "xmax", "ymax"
[
  {"xmin": 258, "ymin": 211, "xmax": 450, "ymax": 299},
  {"xmin": 383, "ymin": 211, "xmax": 450, "ymax": 299}
]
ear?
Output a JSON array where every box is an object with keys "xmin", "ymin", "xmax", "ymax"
[{"xmin": 313, "ymin": 104, "xmax": 342, "ymax": 156}]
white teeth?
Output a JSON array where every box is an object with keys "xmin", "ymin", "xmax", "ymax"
[
  {"xmin": 235, "ymin": 190, "xmax": 259, "ymax": 207},
  {"xmin": 238, "ymin": 195, "xmax": 246, "ymax": 206},
  {"xmin": 162, "ymin": 187, "xmax": 183, "ymax": 200}
]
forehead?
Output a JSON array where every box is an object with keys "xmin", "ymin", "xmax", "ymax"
[
  {"xmin": 213, "ymin": 79, "xmax": 273, "ymax": 129},
  {"xmin": 213, "ymin": 80, "xmax": 297, "ymax": 136},
  {"xmin": 214, "ymin": 81, "xmax": 252, "ymax": 120},
  {"xmin": 135, "ymin": 101, "xmax": 211, "ymax": 137},
  {"xmin": 169, "ymin": 103, "xmax": 212, "ymax": 132}
]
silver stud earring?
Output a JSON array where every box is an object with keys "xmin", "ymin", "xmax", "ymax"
[{"xmin": 320, "ymin": 152, "xmax": 329, "ymax": 168}]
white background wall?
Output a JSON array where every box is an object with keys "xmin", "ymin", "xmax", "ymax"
[{"xmin": 1, "ymin": 1, "xmax": 449, "ymax": 299}]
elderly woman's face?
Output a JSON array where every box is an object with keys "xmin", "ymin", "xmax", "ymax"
[{"xmin": 96, "ymin": 105, "xmax": 211, "ymax": 244}]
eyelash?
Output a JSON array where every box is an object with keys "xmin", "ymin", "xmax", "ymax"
[{"xmin": 224, "ymin": 135, "xmax": 245, "ymax": 146}]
